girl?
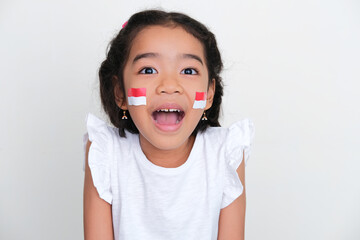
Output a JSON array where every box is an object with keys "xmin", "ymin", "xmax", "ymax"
[{"xmin": 83, "ymin": 10, "xmax": 254, "ymax": 240}]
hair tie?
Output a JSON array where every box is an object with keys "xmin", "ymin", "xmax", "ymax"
[{"xmin": 122, "ymin": 21, "xmax": 128, "ymax": 28}]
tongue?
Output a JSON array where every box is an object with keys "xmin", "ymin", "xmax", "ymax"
[{"xmin": 155, "ymin": 112, "xmax": 179, "ymax": 125}]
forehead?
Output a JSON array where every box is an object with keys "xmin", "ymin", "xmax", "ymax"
[{"xmin": 128, "ymin": 25, "xmax": 205, "ymax": 60}]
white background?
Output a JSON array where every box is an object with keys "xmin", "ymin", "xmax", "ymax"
[{"xmin": 1, "ymin": 0, "xmax": 359, "ymax": 239}]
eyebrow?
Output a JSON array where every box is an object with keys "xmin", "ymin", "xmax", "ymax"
[
  {"xmin": 181, "ymin": 54, "xmax": 203, "ymax": 65},
  {"xmin": 133, "ymin": 52, "xmax": 159, "ymax": 64},
  {"xmin": 132, "ymin": 52, "xmax": 204, "ymax": 65}
]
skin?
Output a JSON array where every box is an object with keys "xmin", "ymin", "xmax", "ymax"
[
  {"xmin": 84, "ymin": 140, "xmax": 114, "ymax": 240},
  {"xmin": 218, "ymin": 151, "xmax": 246, "ymax": 240},
  {"xmin": 84, "ymin": 25, "xmax": 246, "ymax": 239},
  {"xmin": 115, "ymin": 25, "xmax": 215, "ymax": 167}
]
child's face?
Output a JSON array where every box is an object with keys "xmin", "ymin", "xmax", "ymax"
[{"xmin": 119, "ymin": 25, "xmax": 215, "ymax": 151}]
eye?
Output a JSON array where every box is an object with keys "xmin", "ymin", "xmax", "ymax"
[
  {"xmin": 139, "ymin": 67, "xmax": 158, "ymax": 74},
  {"xmin": 181, "ymin": 68, "xmax": 198, "ymax": 75}
]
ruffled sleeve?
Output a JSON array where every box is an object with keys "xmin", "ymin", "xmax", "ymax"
[
  {"xmin": 221, "ymin": 119, "xmax": 254, "ymax": 209},
  {"xmin": 83, "ymin": 113, "xmax": 113, "ymax": 204}
]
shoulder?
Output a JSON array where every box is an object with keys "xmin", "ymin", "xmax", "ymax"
[
  {"xmin": 225, "ymin": 119, "xmax": 255, "ymax": 168},
  {"xmin": 200, "ymin": 125, "xmax": 228, "ymax": 149},
  {"xmin": 202, "ymin": 119, "xmax": 254, "ymax": 155},
  {"xmin": 85, "ymin": 113, "xmax": 119, "ymax": 144},
  {"xmin": 204, "ymin": 119, "xmax": 254, "ymax": 139},
  {"xmin": 85, "ymin": 113, "xmax": 138, "ymax": 150},
  {"xmin": 83, "ymin": 112, "xmax": 138, "ymax": 168},
  {"xmin": 228, "ymin": 119, "xmax": 254, "ymax": 143}
]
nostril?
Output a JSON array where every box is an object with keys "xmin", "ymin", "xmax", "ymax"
[
  {"xmin": 156, "ymin": 79, "xmax": 184, "ymax": 94},
  {"xmin": 158, "ymin": 85, "xmax": 183, "ymax": 94},
  {"xmin": 159, "ymin": 89, "xmax": 182, "ymax": 94}
]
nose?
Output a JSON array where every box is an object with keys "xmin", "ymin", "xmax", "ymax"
[{"xmin": 155, "ymin": 73, "xmax": 184, "ymax": 95}]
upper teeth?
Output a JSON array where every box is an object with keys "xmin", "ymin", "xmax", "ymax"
[{"xmin": 157, "ymin": 109, "xmax": 181, "ymax": 112}]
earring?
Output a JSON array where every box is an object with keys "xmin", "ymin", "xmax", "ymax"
[
  {"xmin": 122, "ymin": 110, "xmax": 128, "ymax": 120},
  {"xmin": 201, "ymin": 111, "xmax": 207, "ymax": 121}
]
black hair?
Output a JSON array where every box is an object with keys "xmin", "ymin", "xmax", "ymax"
[{"xmin": 99, "ymin": 9, "xmax": 223, "ymax": 137}]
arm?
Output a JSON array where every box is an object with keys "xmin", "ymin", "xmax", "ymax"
[
  {"xmin": 218, "ymin": 151, "xmax": 246, "ymax": 240},
  {"xmin": 83, "ymin": 140, "xmax": 114, "ymax": 240}
]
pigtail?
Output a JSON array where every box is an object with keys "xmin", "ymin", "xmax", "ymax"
[
  {"xmin": 99, "ymin": 32, "xmax": 139, "ymax": 137},
  {"xmin": 203, "ymin": 31, "xmax": 223, "ymax": 128},
  {"xmin": 98, "ymin": 49, "xmax": 122, "ymax": 130}
]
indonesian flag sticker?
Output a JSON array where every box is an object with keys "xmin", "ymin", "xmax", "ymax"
[
  {"xmin": 193, "ymin": 92, "xmax": 207, "ymax": 109},
  {"xmin": 128, "ymin": 88, "xmax": 146, "ymax": 106}
]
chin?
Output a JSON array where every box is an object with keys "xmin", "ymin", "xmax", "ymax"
[
  {"xmin": 154, "ymin": 136, "xmax": 186, "ymax": 150},
  {"xmin": 140, "ymin": 132, "xmax": 191, "ymax": 151}
]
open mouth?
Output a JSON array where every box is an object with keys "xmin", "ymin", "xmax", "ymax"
[{"xmin": 152, "ymin": 108, "xmax": 185, "ymax": 125}]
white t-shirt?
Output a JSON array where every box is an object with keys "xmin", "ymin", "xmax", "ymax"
[{"xmin": 83, "ymin": 113, "xmax": 254, "ymax": 240}]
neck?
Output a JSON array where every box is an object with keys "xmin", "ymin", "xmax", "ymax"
[{"xmin": 139, "ymin": 134, "xmax": 195, "ymax": 168}]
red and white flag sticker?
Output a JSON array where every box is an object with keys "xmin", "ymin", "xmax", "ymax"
[
  {"xmin": 193, "ymin": 92, "xmax": 207, "ymax": 109},
  {"xmin": 128, "ymin": 88, "xmax": 146, "ymax": 106}
]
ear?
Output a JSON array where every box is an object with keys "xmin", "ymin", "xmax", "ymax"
[
  {"xmin": 113, "ymin": 76, "xmax": 128, "ymax": 110},
  {"xmin": 205, "ymin": 79, "xmax": 216, "ymax": 110}
]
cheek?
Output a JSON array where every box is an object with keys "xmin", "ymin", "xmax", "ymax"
[
  {"xmin": 183, "ymin": 79, "xmax": 206, "ymax": 93},
  {"xmin": 192, "ymin": 92, "xmax": 207, "ymax": 109},
  {"xmin": 127, "ymin": 88, "xmax": 147, "ymax": 106},
  {"xmin": 128, "ymin": 106, "xmax": 149, "ymax": 132}
]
